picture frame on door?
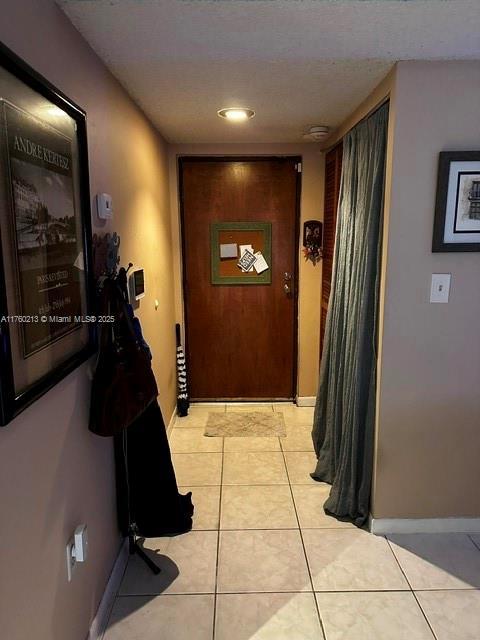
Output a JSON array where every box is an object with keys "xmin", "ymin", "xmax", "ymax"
[
  {"xmin": 432, "ymin": 151, "xmax": 480, "ymax": 252},
  {"xmin": 0, "ymin": 42, "xmax": 95, "ymax": 426}
]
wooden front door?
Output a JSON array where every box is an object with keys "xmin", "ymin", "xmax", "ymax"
[{"xmin": 180, "ymin": 157, "xmax": 300, "ymax": 400}]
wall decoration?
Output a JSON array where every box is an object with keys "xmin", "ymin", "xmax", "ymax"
[
  {"xmin": 302, "ymin": 219, "xmax": 323, "ymax": 265},
  {"xmin": 92, "ymin": 232, "xmax": 120, "ymax": 279},
  {"xmin": 432, "ymin": 151, "xmax": 480, "ymax": 252},
  {"xmin": 0, "ymin": 42, "xmax": 95, "ymax": 425},
  {"xmin": 211, "ymin": 221, "xmax": 271, "ymax": 284}
]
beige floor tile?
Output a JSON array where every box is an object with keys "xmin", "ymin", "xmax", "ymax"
[
  {"xmin": 223, "ymin": 452, "xmax": 288, "ymax": 485},
  {"xmin": 284, "ymin": 451, "xmax": 318, "ymax": 484},
  {"xmin": 224, "ymin": 436, "xmax": 281, "ymax": 452},
  {"xmin": 169, "ymin": 428, "xmax": 223, "ymax": 453},
  {"xmin": 190, "ymin": 403, "xmax": 226, "ymax": 410},
  {"xmin": 172, "ymin": 452, "xmax": 222, "ymax": 486},
  {"xmin": 280, "ymin": 425, "xmax": 314, "ymax": 452},
  {"xmin": 416, "ymin": 589, "xmax": 480, "ymax": 640},
  {"xmin": 273, "ymin": 402, "xmax": 297, "ymax": 410},
  {"xmin": 220, "ymin": 485, "xmax": 298, "ymax": 529},
  {"xmin": 119, "ymin": 531, "xmax": 218, "ymax": 595},
  {"xmin": 104, "ymin": 595, "xmax": 214, "ymax": 640},
  {"xmin": 387, "ymin": 534, "xmax": 480, "ymax": 590},
  {"xmin": 316, "ymin": 592, "xmax": 434, "ymax": 640},
  {"xmin": 275, "ymin": 404, "xmax": 314, "ymax": 426},
  {"xmin": 173, "ymin": 411, "xmax": 213, "ymax": 429},
  {"xmin": 215, "ymin": 593, "xmax": 324, "ymax": 640},
  {"xmin": 303, "ymin": 529, "xmax": 409, "ymax": 591},
  {"xmin": 180, "ymin": 485, "xmax": 220, "ymax": 530},
  {"xmin": 226, "ymin": 404, "xmax": 274, "ymax": 412},
  {"xmin": 217, "ymin": 529, "xmax": 311, "ymax": 592},
  {"xmin": 292, "ymin": 485, "xmax": 355, "ymax": 529}
]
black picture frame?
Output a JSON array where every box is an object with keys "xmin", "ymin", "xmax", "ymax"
[
  {"xmin": 432, "ymin": 151, "xmax": 480, "ymax": 252},
  {"xmin": 0, "ymin": 41, "xmax": 95, "ymax": 426}
]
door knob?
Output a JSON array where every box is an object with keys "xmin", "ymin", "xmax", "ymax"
[
  {"xmin": 284, "ymin": 272, "xmax": 292, "ymax": 281},
  {"xmin": 284, "ymin": 283, "xmax": 291, "ymax": 294}
]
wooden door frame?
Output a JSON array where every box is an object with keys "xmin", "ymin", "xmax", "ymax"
[{"xmin": 178, "ymin": 155, "xmax": 302, "ymax": 401}]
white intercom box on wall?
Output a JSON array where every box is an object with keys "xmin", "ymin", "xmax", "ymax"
[{"xmin": 129, "ymin": 267, "xmax": 145, "ymax": 301}]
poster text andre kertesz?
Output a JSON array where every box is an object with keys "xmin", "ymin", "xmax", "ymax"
[{"xmin": 13, "ymin": 134, "xmax": 70, "ymax": 171}]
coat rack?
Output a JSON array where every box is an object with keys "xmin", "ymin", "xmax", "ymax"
[{"xmin": 95, "ymin": 237, "xmax": 161, "ymax": 575}]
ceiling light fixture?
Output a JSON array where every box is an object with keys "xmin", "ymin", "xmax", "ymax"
[
  {"xmin": 303, "ymin": 125, "xmax": 330, "ymax": 142},
  {"xmin": 217, "ymin": 107, "xmax": 255, "ymax": 122}
]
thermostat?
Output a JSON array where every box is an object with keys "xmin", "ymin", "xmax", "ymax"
[
  {"xmin": 129, "ymin": 267, "xmax": 145, "ymax": 301},
  {"xmin": 96, "ymin": 193, "xmax": 113, "ymax": 220}
]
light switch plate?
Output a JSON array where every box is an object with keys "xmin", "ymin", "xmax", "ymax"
[
  {"xmin": 96, "ymin": 193, "xmax": 113, "ymax": 220},
  {"xmin": 430, "ymin": 273, "xmax": 451, "ymax": 303}
]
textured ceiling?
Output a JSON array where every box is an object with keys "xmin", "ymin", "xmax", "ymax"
[{"xmin": 59, "ymin": 0, "xmax": 480, "ymax": 143}]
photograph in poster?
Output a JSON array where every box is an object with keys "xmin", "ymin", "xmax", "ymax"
[
  {"xmin": 3, "ymin": 102, "xmax": 82, "ymax": 356},
  {"xmin": 432, "ymin": 151, "xmax": 480, "ymax": 252},
  {"xmin": 454, "ymin": 172, "xmax": 480, "ymax": 233}
]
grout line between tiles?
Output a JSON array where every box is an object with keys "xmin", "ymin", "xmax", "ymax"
[
  {"xmin": 117, "ymin": 591, "xmax": 216, "ymax": 597},
  {"xmin": 467, "ymin": 534, "xmax": 480, "ymax": 552},
  {"xmin": 279, "ymin": 443, "xmax": 327, "ymax": 640},
  {"xmin": 116, "ymin": 587, "xmax": 460, "ymax": 599},
  {"xmin": 385, "ymin": 538, "xmax": 439, "ymax": 640},
  {"xmin": 211, "ymin": 434, "xmax": 225, "ymax": 640}
]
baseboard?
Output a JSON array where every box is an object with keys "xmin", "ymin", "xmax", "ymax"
[
  {"xmin": 166, "ymin": 406, "xmax": 177, "ymax": 437},
  {"xmin": 296, "ymin": 396, "xmax": 316, "ymax": 407},
  {"xmin": 87, "ymin": 538, "xmax": 128, "ymax": 640},
  {"xmin": 370, "ymin": 516, "xmax": 480, "ymax": 535}
]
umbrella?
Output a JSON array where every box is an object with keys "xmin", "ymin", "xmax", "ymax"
[{"xmin": 175, "ymin": 323, "xmax": 189, "ymax": 417}]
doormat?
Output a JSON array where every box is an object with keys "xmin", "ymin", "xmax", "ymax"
[{"xmin": 204, "ymin": 412, "xmax": 286, "ymax": 437}]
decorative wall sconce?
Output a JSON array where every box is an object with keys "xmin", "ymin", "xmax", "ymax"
[{"xmin": 302, "ymin": 220, "xmax": 323, "ymax": 265}]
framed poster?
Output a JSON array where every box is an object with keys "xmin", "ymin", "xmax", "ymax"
[
  {"xmin": 0, "ymin": 42, "xmax": 95, "ymax": 425},
  {"xmin": 210, "ymin": 221, "xmax": 272, "ymax": 285},
  {"xmin": 432, "ymin": 151, "xmax": 480, "ymax": 252}
]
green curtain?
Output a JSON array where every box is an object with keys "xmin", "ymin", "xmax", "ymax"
[{"xmin": 311, "ymin": 103, "xmax": 389, "ymax": 526}]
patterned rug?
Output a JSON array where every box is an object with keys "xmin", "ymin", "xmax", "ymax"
[{"xmin": 204, "ymin": 411, "xmax": 286, "ymax": 437}]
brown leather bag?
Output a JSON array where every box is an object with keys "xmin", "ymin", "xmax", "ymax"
[{"xmin": 89, "ymin": 280, "xmax": 158, "ymax": 437}]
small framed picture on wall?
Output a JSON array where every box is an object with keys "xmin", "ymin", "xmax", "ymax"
[{"xmin": 432, "ymin": 151, "xmax": 480, "ymax": 252}]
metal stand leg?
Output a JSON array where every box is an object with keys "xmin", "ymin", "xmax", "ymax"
[
  {"xmin": 123, "ymin": 432, "xmax": 161, "ymax": 575},
  {"xmin": 128, "ymin": 528, "xmax": 161, "ymax": 575}
]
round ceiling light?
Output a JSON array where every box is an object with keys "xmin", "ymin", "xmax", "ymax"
[
  {"xmin": 217, "ymin": 107, "xmax": 255, "ymax": 122},
  {"xmin": 303, "ymin": 125, "xmax": 330, "ymax": 142}
]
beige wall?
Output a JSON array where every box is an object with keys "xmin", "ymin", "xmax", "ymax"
[
  {"xmin": 322, "ymin": 69, "xmax": 395, "ymax": 151},
  {"xmin": 373, "ymin": 61, "xmax": 480, "ymax": 518},
  {"xmin": 168, "ymin": 143, "xmax": 324, "ymax": 398},
  {"xmin": 0, "ymin": 2, "xmax": 176, "ymax": 640}
]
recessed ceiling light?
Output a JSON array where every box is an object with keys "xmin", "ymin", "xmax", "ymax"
[{"xmin": 217, "ymin": 107, "xmax": 255, "ymax": 122}]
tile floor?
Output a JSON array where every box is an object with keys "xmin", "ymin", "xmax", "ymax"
[{"xmin": 103, "ymin": 403, "xmax": 480, "ymax": 640}]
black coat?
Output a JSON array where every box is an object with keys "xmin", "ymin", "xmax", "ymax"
[{"xmin": 114, "ymin": 399, "xmax": 194, "ymax": 537}]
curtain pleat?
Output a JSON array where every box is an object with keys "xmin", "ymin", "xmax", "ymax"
[{"xmin": 311, "ymin": 103, "xmax": 389, "ymax": 526}]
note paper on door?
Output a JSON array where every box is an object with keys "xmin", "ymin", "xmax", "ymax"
[
  {"xmin": 237, "ymin": 249, "xmax": 257, "ymax": 272},
  {"xmin": 253, "ymin": 251, "xmax": 269, "ymax": 274},
  {"xmin": 239, "ymin": 244, "xmax": 255, "ymax": 272},
  {"xmin": 220, "ymin": 243, "xmax": 238, "ymax": 258}
]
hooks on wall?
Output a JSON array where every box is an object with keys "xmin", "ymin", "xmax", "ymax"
[{"xmin": 92, "ymin": 232, "xmax": 121, "ymax": 280}]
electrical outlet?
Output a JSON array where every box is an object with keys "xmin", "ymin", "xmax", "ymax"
[{"xmin": 66, "ymin": 537, "xmax": 76, "ymax": 582}]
